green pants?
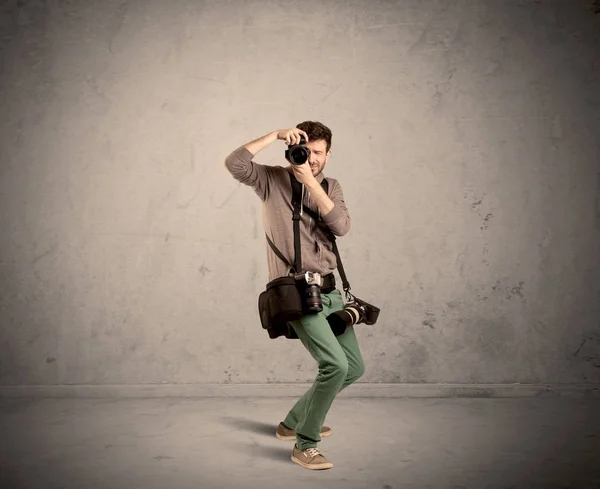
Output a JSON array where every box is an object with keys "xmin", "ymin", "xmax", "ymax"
[{"xmin": 283, "ymin": 289, "xmax": 365, "ymax": 450}]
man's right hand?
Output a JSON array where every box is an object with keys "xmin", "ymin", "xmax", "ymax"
[
  {"xmin": 276, "ymin": 128, "xmax": 310, "ymax": 146},
  {"xmin": 240, "ymin": 128, "xmax": 310, "ymax": 157}
]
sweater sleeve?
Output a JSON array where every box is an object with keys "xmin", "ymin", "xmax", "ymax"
[
  {"xmin": 224, "ymin": 145, "xmax": 272, "ymax": 201},
  {"xmin": 321, "ymin": 178, "xmax": 351, "ymax": 237}
]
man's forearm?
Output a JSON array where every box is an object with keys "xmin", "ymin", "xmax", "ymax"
[
  {"xmin": 306, "ymin": 180, "xmax": 335, "ymax": 216},
  {"xmin": 243, "ymin": 131, "xmax": 278, "ymax": 156}
]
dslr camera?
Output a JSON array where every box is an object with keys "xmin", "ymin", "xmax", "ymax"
[
  {"xmin": 285, "ymin": 135, "xmax": 311, "ymax": 165},
  {"xmin": 294, "ymin": 271, "xmax": 323, "ymax": 313},
  {"xmin": 326, "ymin": 294, "xmax": 380, "ymax": 336}
]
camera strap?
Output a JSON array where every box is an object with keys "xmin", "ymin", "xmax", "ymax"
[
  {"xmin": 264, "ymin": 172, "xmax": 352, "ymax": 295},
  {"xmin": 264, "ymin": 172, "xmax": 303, "ymax": 274}
]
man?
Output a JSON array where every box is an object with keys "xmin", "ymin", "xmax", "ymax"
[{"xmin": 224, "ymin": 121, "xmax": 365, "ymax": 470}]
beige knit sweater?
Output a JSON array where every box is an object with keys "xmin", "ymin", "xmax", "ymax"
[{"xmin": 224, "ymin": 145, "xmax": 351, "ymax": 283}]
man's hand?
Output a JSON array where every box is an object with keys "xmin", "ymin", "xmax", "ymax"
[
  {"xmin": 276, "ymin": 128, "xmax": 309, "ymax": 145},
  {"xmin": 291, "ymin": 162, "xmax": 317, "ymax": 186}
]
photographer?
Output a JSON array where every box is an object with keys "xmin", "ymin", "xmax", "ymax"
[{"xmin": 224, "ymin": 122, "xmax": 366, "ymax": 471}]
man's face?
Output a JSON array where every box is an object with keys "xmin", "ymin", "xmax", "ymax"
[{"xmin": 305, "ymin": 139, "xmax": 331, "ymax": 177}]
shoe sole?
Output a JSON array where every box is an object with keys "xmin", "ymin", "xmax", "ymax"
[
  {"xmin": 276, "ymin": 430, "xmax": 332, "ymax": 441},
  {"xmin": 291, "ymin": 454, "xmax": 333, "ymax": 470}
]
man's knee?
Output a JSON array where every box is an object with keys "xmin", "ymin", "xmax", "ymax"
[
  {"xmin": 320, "ymin": 357, "xmax": 349, "ymax": 381},
  {"xmin": 348, "ymin": 358, "xmax": 365, "ymax": 383}
]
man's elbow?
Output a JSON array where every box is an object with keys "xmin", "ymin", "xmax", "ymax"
[
  {"xmin": 224, "ymin": 152, "xmax": 247, "ymax": 181},
  {"xmin": 334, "ymin": 219, "xmax": 351, "ymax": 237},
  {"xmin": 224, "ymin": 153, "xmax": 236, "ymax": 173}
]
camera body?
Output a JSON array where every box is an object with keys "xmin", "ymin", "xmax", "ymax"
[
  {"xmin": 352, "ymin": 296, "xmax": 380, "ymax": 325},
  {"xmin": 326, "ymin": 295, "xmax": 380, "ymax": 336},
  {"xmin": 285, "ymin": 135, "xmax": 311, "ymax": 165},
  {"xmin": 293, "ymin": 271, "xmax": 323, "ymax": 313}
]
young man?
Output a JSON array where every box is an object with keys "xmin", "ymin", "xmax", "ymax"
[{"xmin": 224, "ymin": 121, "xmax": 365, "ymax": 470}]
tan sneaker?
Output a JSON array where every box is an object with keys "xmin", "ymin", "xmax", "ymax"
[
  {"xmin": 291, "ymin": 444, "xmax": 333, "ymax": 470},
  {"xmin": 276, "ymin": 422, "xmax": 332, "ymax": 441}
]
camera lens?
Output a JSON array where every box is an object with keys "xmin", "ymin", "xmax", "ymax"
[
  {"xmin": 326, "ymin": 306, "xmax": 362, "ymax": 333},
  {"xmin": 327, "ymin": 315, "xmax": 348, "ymax": 336},
  {"xmin": 304, "ymin": 284, "xmax": 323, "ymax": 313},
  {"xmin": 290, "ymin": 146, "xmax": 309, "ymax": 165}
]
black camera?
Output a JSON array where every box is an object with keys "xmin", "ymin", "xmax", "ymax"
[
  {"xmin": 326, "ymin": 296, "xmax": 380, "ymax": 336},
  {"xmin": 294, "ymin": 271, "xmax": 323, "ymax": 313},
  {"xmin": 285, "ymin": 135, "xmax": 311, "ymax": 165}
]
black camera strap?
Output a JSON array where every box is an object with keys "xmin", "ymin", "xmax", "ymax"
[
  {"xmin": 264, "ymin": 172, "xmax": 352, "ymax": 295},
  {"xmin": 264, "ymin": 172, "xmax": 302, "ymax": 273}
]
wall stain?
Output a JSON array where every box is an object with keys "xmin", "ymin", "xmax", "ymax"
[
  {"xmin": 572, "ymin": 337, "xmax": 590, "ymax": 357},
  {"xmin": 531, "ymin": 320, "xmax": 547, "ymax": 335},
  {"xmin": 508, "ymin": 281, "xmax": 525, "ymax": 300},
  {"xmin": 199, "ymin": 263, "xmax": 211, "ymax": 276},
  {"xmin": 483, "ymin": 35, "xmax": 508, "ymax": 76},
  {"xmin": 31, "ymin": 243, "xmax": 58, "ymax": 264},
  {"xmin": 571, "ymin": 335, "xmax": 600, "ymax": 368},
  {"xmin": 46, "ymin": 357, "xmax": 56, "ymax": 363},
  {"xmin": 422, "ymin": 312, "xmax": 436, "ymax": 329},
  {"xmin": 482, "ymin": 243, "xmax": 490, "ymax": 266},
  {"xmin": 224, "ymin": 366, "xmax": 239, "ymax": 383},
  {"xmin": 489, "ymin": 280, "xmax": 526, "ymax": 302},
  {"xmin": 480, "ymin": 213, "xmax": 493, "ymax": 230},
  {"xmin": 176, "ymin": 185, "xmax": 200, "ymax": 210},
  {"xmin": 84, "ymin": 76, "xmax": 106, "ymax": 101},
  {"xmin": 216, "ymin": 184, "xmax": 240, "ymax": 209},
  {"xmin": 408, "ymin": 271, "xmax": 424, "ymax": 291}
]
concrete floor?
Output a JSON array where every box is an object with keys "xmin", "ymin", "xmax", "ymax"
[{"xmin": 1, "ymin": 397, "xmax": 599, "ymax": 489}]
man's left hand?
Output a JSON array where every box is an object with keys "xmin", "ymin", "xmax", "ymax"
[{"xmin": 290, "ymin": 163, "xmax": 317, "ymax": 186}]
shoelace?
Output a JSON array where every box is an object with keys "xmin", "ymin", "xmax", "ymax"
[{"xmin": 304, "ymin": 447, "xmax": 321, "ymax": 458}]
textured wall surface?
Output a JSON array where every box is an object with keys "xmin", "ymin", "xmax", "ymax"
[{"xmin": 0, "ymin": 0, "xmax": 599, "ymax": 387}]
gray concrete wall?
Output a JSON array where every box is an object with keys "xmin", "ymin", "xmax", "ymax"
[{"xmin": 0, "ymin": 0, "xmax": 599, "ymax": 389}]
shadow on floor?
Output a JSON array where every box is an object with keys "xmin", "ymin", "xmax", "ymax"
[
  {"xmin": 220, "ymin": 416, "xmax": 293, "ymax": 462},
  {"xmin": 220, "ymin": 416, "xmax": 281, "ymax": 438}
]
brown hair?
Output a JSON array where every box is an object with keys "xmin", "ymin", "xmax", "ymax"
[{"xmin": 296, "ymin": 120, "xmax": 332, "ymax": 153}]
